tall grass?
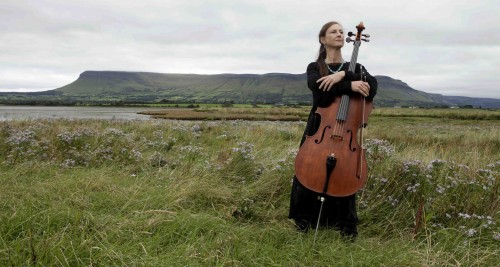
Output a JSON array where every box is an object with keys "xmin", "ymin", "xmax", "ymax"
[{"xmin": 1, "ymin": 110, "xmax": 498, "ymax": 266}]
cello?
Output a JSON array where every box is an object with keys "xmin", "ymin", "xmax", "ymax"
[{"xmin": 294, "ymin": 22, "xmax": 372, "ymax": 198}]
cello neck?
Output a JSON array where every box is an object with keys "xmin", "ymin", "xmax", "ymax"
[
  {"xmin": 348, "ymin": 41, "xmax": 361, "ymax": 72},
  {"xmin": 347, "ymin": 22, "xmax": 368, "ymax": 73}
]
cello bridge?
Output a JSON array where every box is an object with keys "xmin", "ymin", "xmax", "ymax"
[{"xmin": 330, "ymin": 134, "xmax": 343, "ymax": 141}]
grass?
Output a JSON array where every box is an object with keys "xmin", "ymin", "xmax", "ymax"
[
  {"xmin": 139, "ymin": 106, "xmax": 500, "ymax": 121},
  {"xmin": 371, "ymin": 107, "xmax": 500, "ymax": 120},
  {"xmin": 1, "ymin": 108, "xmax": 499, "ymax": 266},
  {"xmin": 138, "ymin": 106, "xmax": 309, "ymax": 121}
]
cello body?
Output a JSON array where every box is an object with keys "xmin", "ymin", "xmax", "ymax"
[{"xmin": 294, "ymin": 94, "xmax": 372, "ymax": 197}]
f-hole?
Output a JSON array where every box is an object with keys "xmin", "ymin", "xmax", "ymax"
[
  {"xmin": 315, "ymin": 126, "xmax": 331, "ymax": 144},
  {"xmin": 356, "ymin": 123, "xmax": 367, "ymax": 146},
  {"xmin": 347, "ymin": 130, "xmax": 356, "ymax": 152}
]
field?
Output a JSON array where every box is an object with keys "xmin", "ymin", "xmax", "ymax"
[{"xmin": 1, "ymin": 108, "xmax": 499, "ymax": 266}]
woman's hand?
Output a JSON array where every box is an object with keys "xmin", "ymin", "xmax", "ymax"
[
  {"xmin": 317, "ymin": 71, "xmax": 345, "ymax": 91},
  {"xmin": 351, "ymin": 81, "xmax": 370, "ymax": 97}
]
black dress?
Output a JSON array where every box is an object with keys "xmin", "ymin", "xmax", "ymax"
[{"xmin": 288, "ymin": 61, "xmax": 378, "ymax": 236}]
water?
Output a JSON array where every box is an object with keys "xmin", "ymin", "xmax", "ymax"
[{"xmin": 0, "ymin": 106, "xmax": 156, "ymax": 121}]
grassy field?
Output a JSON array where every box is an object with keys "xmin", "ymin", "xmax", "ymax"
[
  {"xmin": 1, "ymin": 108, "xmax": 499, "ymax": 266},
  {"xmin": 139, "ymin": 106, "xmax": 500, "ymax": 121}
]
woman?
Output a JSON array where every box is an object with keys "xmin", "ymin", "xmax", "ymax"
[{"xmin": 289, "ymin": 21, "xmax": 377, "ymax": 237}]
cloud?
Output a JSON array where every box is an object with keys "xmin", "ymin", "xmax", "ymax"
[{"xmin": 0, "ymin": 0, "xmax": 499, "ymax": 99}]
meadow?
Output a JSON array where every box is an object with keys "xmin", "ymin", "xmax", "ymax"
[{"xmin": 1, "ymin": 108, "xmax": 499, "ymax": 266}]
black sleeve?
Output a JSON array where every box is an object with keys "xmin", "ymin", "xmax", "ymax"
[
  {"xmin": 341, "ymin": 63, "xmax": 378, "ymax": 101},
  {"xmin": 359, "ymin": 64, "xmax": 378, "ymax": 101},
  {"xmin": 306, "ymin": 62, "xmax": 352, "ymax": 108}
]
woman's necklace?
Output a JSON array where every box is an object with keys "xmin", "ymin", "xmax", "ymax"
[{"xmin": 326, "ymin": 61, "xmax": 345, "ymax": 74}]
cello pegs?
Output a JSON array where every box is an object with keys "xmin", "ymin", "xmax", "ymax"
[
  {"xmin": 346, "ymin": 37, "xmax": 353, "ymax": 43},
  {"xmin": 362, "ymin": 33, "xmax": 370, "ymax": 38},
  {"xmin": 362, "ymin": 38, "xmax": 370, "ymax": 42},
  {"xmin": 348, "ymin": 31, "xmax": 356, "ymax": 37}
]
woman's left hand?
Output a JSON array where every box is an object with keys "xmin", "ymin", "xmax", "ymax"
[{"xmin": 351, "ymin": 81, "xmax": 370, "ymax": 97}]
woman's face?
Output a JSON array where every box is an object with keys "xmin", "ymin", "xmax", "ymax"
[{"xmin": 321, "ymin": 23, "xmax": 344, "ymax": 48}]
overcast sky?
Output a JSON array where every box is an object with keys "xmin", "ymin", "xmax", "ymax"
[{"xmin": 1, "ymin": 0, "xmax": 499, "ymax": 99}]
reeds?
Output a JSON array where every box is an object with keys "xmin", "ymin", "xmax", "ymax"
[{"xmin": 1, "ymin": 109, "xmax": 498, "ymax": 266}]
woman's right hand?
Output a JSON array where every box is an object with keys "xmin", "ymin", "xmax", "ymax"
[
  {"xmin": 317, "ymin": 71, "xmax": 345, "ymax": 91},
  {"xmin": 351, "ymin": 81, "xmax": 370, "ymax": 97}
]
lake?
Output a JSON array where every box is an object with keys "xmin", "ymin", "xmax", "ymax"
[{"xmin": 0, "ymin": 106, "xmax": 157, "ymax": 121}]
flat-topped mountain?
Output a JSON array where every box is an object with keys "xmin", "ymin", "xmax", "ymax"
[{"xmin": 1, "ymin": 71, "xmax": 499, "ymax": 108}]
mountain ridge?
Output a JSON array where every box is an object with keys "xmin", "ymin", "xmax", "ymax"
[{"xmin": 1, "ymin": 71, "xmax": 499, "ymax": 108}]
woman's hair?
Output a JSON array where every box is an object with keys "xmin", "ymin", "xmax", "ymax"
[{"xmin": 316, "ymin": 21, "xmax": 341, "ymax": 77}]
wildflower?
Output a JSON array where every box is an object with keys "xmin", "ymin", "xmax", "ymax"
[
  {"xmin": 272, "ymin": 159, "xmax": 289, "ymax": 171},
  {"xmin": 402, "ymin": 160, "xmax": 423, "ymax": 173},
  {"xmin": 458, "ymin": 213, "xmax": 471, "ymax": 219},
  {"xmin": 472, "ymin": 214, "xmax": 484, "ymax": 220},
  {"xmin": 217, "ymin": 131, "xmax": 231, "ymax": 139},
  {"xmin": 191, "ymin": 124, "xmax": 202, "ymax": 133},
  {"xmin": 431, "ymin": 223, "xmax": 443, "ymax": 228},
  {"xmin": 430, "ymin": 159, "xmax": 447, "ymax": 165},
  {"xmin": 365, "ymin": 138, "xmax": 395, "ymax": 158},
  {"xmin": 130, "ymin": 149, "xmax": 143, "ymax": 161},
  {"xmin": 486, "ymin": 217, "xmax": 495, "ymax": 226},
  {"xmin": 493, "ymin": 232, "xmax": 500, "ymax": 240},
  {"xmin": 217, "ymin": 134, "xmax": 228, "ymax": 139},
  {"xmin": 149, "ymin": 152, "xmax": 167, "ymax": 167},
  {"xmin": 436, "ymin": 185, "xmax": 446, "ymax": 194},
  {"xmin": 457, "ymin": 164, "xmax": 470, "ymax": 170},
  {"xmin": 427, "ymin": 159, "xmax": 447, "ymax": 170},
  {"xmin": 95, "ymin": 146, "xmax": 114, "ymax": 161},
  {"xmin": 466, "ymin": 228, "xmax": 477, "ymax": 237},
  {"xmin": 57, "ymin": 131, "xmax": 79, "ymax": 144},
  {"xmin": 61, "ymin": 159, "xmax": 76, "ymax": 168},
  {"xmin": 387, "ymin": 196, "xmax": 399, "ymax": 207},
  {"xmin": 180, "ymin": 145, "xmax": 203, "ymax": 154},
  {"xmin": 6, "ymin": 129, "xmax": 36, "ymax": 146},
  {"xmin": 406, "ymin": 183, "xmax": 420, "ymax": 193},
  {"xmin": 232, "ymin": 142, "xmax": 255, "ymax": 160},
  {"xmin": 172, "ymin": 125, "xmax": 188, "ymax": 132},
  {"xmin": 104, "ymin": 127, "xmax": 125, "ymax": 136},
  {"xmin": 153, "ymin": 130, "xmax": 163, "ymax": 139}
]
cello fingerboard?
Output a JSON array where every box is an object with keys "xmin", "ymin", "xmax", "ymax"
[{"xmin": 336, "ymin": 95, "xmax": 350, "ymax": 122}]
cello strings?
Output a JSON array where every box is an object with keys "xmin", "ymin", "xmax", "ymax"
[
  {"xmin": 332, "ymin": 41, "xmax": 361, "ymax": 140},
  {"xmin": 340, "ymin": 95, "xmax": 348, "ymax": 135}
]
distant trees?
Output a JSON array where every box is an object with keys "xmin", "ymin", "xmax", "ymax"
[{"xmin": 221, "ymin": 101, "xmax": 234, "ymax": 107}]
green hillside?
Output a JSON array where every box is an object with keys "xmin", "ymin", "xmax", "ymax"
[
  {"xmin": 56, "ymin": 71, "xmax": 308, "ymax": 104},
  {"xmin": 58, "ymin": 71, "xmax": 436, "ymax": 105},
  {"xmin": 1, "ymin": 71, "xmax": 499, "ymax": 108}
]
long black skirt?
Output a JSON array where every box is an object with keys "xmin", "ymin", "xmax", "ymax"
[{"xmin": 288, "ymin": 176, "xmax": 358, "ymax": 234}]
